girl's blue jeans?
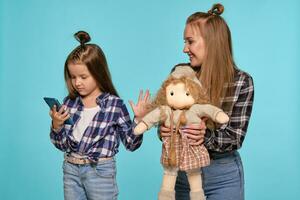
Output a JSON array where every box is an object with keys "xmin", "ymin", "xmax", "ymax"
[
  {"xmin": 63, "ymin": 158, "xmax": 118, "ymax": 200},
  {"xmin": 175, "ymin": 151, "xmax": 244, "ymax": 200}
]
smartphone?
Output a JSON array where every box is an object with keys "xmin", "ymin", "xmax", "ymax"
[{"xmin": 43, "ymin": 97, "xmax": 74, "ymax": 125}]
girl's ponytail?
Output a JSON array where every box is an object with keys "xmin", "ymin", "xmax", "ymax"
[{"xmin": 74, "ymin": 31, "xmax": 91, "ymax": 46}]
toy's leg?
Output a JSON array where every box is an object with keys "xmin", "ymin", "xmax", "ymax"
[
  {"xmin": 158, "ymin": 167, "xmax": 177, "ymax": 200},
  {"xmin": 158, "ymin": 189, "xmax": 175, "ymax": 200},
  {"xmin": 187, "ymin": 169, "xmax": 205, "ymax": 200}
]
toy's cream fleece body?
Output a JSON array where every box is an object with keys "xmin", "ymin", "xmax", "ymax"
[{"xmin": 143, "ymin": 104, "xmax": 222, "ymax": 127}]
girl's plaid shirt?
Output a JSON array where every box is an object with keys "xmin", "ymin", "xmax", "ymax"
[
  {"xmin": 50, "ymin": 93, "xmax": 143, "ymax": 162},
  {"xmin": 205, "ymin": 69, "xmax": 254, "ymax": 152}
]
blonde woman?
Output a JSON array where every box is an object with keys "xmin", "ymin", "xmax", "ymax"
[{"xmin": 160, "ymin": 3, "xmax": 254, "ymax": 200}]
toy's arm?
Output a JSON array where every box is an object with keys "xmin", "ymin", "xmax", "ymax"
[
  {"xmin": 191, "ymin": 104, "xmax": 229, "ymax": 124},
  {"xmin": 134, "ymin": 107, "xmax": 162, "ymax": 135}
]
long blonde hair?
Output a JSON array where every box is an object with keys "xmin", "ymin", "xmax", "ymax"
[{"xmin": 186, "ymin": 3, "xmax": 236, "ymax": 107}]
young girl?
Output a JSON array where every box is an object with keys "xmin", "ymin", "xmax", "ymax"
[
  {"xmin": 49, "ymin": 31, "xmax": 149, "ymax": 200},
  {"xmin": 160, "ymin": 3, "xmax": 254, "ymax": 200}
]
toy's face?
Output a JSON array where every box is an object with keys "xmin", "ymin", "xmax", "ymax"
[{"xmin": 166, "ymin": 82, "xmax": 195, "ymax": 109}]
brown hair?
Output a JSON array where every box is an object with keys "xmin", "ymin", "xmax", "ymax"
[
  {"xmin": 150, "ymin": 76, "xmax": 209, "ymax": 110},
  {"xmin": 64, "ymin": 31, "xmax": 119, "ymax": 99},
  {"xmin": 186, "ymin": 3, "xmax": 236, "ymax": 107}
]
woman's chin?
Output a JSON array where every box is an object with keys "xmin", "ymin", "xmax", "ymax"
[{"xmin": 190, "ymin": 61, "xmax": 201, "ymax": 68}]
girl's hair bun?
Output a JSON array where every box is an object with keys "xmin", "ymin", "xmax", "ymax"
[
  {"xmin": 208, "ymin": 3, "xmax": 224, "ymax": 16},
  {"xmin": 74, "ymin": 31, "xmax": 91, "ymax": 45}
]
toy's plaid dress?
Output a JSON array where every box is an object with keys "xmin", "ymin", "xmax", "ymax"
[
  {"xmin": 160, "ymin": 110, "xmax": 210, "ymax": 171},
  {"xmin": 142, "ymin": 105, "xmax": 223, "ymax": 171}
]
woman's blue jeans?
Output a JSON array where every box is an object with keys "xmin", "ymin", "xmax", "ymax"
[
  {"xmin": 63, "ymin": 158, "xmax": 118, "ymax": 200},
  {"xmin": 175, "ymin": 151, "xmax": 244, "ymax": 200}
]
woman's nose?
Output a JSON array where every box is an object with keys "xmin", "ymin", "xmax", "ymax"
[{"xmin": 183, "ymin": 44, "xmax": 189, "ymax": 53}]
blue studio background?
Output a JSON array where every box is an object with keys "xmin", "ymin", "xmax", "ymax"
[{"xmin": 0, "ymin": 0, "xmax": 299, "ymax": 199}]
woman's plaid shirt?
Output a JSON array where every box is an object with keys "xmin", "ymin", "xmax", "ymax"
[
  {"xmin": 50, "ymin": 93, "xmax": 143, "ymax": 162},
  {"xmin": 205, "ymin": 69, "xmax": 254, "ymax": 152}
]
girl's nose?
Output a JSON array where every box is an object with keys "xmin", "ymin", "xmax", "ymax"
[{"xmin": 75, "ymin": 79, "xmax": 81, "ymax": 86}]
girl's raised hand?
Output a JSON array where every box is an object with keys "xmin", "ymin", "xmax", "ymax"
[
  {"xmin": 129, "ymin": 90, "xmax": 151, "ymax": 122},
  {"xmin": 49, "ymin": 105, "xmax": 70, "ymax": 130}
]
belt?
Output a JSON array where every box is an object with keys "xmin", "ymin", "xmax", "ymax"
[
  {"xmin": 209, "ymin": 151, "xmax": 236, "ymax": 160},
  {"xmin": 64, "ymin": 155, "xmax": 112, "ymax": 165}
]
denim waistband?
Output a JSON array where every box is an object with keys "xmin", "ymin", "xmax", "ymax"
[{"xmin": 209, "ymin": 150, "xmax": 237, "ymax": 160}]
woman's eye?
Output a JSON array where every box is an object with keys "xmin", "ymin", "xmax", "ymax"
[
  {"xmin": 186, "ymin": 92, "xmax": 190, "ymax": 96},
  {"xmin": 170, "ymin": 91, "xmax": 174, "ymax": 96},
  {"xmin": 187, "ymin": 40, "xmax": 193, "ymax": 45}
]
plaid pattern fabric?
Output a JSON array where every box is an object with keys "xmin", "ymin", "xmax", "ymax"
[
  {"xmin": 50, "ymin": 93, "xmax": 143, "ymax": 162},
  {"xmin": 205, "ymin": 69, "xmax": 254, "ymax": 152},
  {"xmin": 180, "ymin": 136, "xmax": 210, "ymax": 170},
  {"xmin": 159, "ymin": 109, "xmax": 211, "ymax": 171},
  {"xmin": 161, "ymin": 132, "xmax": 210, "ymax": 171}
]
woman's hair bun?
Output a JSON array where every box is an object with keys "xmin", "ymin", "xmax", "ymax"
[
  {"xmin": 208, "ymin": 3, "xmax": 224, "ymax": 16},
  {"xmin": 74, "ymin": 31, "xmax": 91, "ymax": 45}
]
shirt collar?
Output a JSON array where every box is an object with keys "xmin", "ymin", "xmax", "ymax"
[
  {"xmin": 96, "ymin": 92, "xmax": 109, "ymax": 106},
  {"xmin": 75, "ymin": 92, "xmax": 109, "ymax": 111}
]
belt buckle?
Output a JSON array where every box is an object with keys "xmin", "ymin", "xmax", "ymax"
[
  {"xmin": 82, "ymin": 158, "xmax": 89, "ymax": 164},
  {"xmin": 77, "ymin": 157, "xmax": 88, "ymax": 164},
  {"xmin": 66, "ymin": 156, "xmax": 90, "ymax": 165}
]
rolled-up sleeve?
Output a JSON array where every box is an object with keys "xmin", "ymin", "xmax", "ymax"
[
  {"xmin": 204, "ymin": 74, "xmax": 254, "ymax": 152},
  {"xmin": 117, "ymin": 101, "xmax": 143, "ymax": 151},
  {"xmin": 50, "ymin": 126, "xmax": 69, "ymax": 152}
]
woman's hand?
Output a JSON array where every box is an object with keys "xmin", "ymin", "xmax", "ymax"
[
  {"xmin": 159, "ymin": 125, "xmax": 172, "ymax": 137},
  {"xmin": 49, "ymin": 105, "xmax": 70, "ymax": 130},
  {"xmin": 158, "ymin": 119, "xmax": 207, "ymax": 145},
  {"xmin": 129, "ymin": 90, "xmax": 151, "ymax": 122},
  {"xmin": 180, "ymin": 119, "xmax": 207, "ymax": 146}
]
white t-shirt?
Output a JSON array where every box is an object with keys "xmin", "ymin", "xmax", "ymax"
[{"xmin": 72, "ymin": 106, "xmax": 100, "ymax": 142}]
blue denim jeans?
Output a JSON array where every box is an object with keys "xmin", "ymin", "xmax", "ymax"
[
  {"xmin": 175, "ymin": 151, "xmax": 244, "ymax": 200},
  {"xmin": 63, "ymin": 158, "xmax": 118, "ymax": 200}
]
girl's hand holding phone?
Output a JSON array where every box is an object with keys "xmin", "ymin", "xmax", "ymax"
[{"xmin": 49, "ymin": 105, "xmax": 70, "ymax": 130}]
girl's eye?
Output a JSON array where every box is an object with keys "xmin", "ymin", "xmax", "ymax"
[
  {"xmin": 186, "ymin": 92, "xmax": 190, "ymax": 96},
  {"xmin": 81, "ymin": 76, "xmax": 87, "ymax": 79},
  {"xmin": 170, "ymin": 91, "xmax": 174, "ymax": 96}
]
